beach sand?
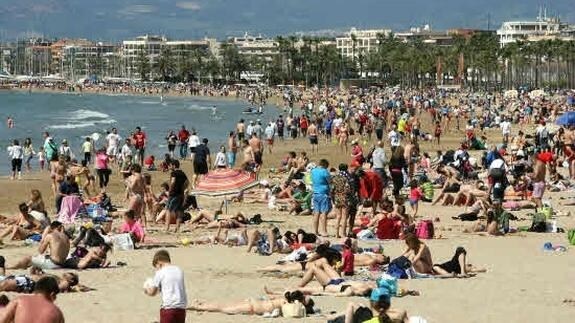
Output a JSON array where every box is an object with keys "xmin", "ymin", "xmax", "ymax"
[{"xmin": 0, "ymin": 126, "xmax": 574, "ymax": 323}]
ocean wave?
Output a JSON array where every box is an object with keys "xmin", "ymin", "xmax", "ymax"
[
  {"xmin": 97, "ymin": 119, "xmax": 117, "ymax": 125},
  {"xmin": 47, "ymin": 122, "xmax": 96, "ymax": 129},
  {"xmin": 68, "ymin": 109, "xmax": 111, "ymax": 121},
  {"xmin": 185, "ymin": 104, "xmax": 212, "ymax": 111}
]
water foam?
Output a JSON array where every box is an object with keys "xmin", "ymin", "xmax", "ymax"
[
  {"xmin": 48, "ymin": 122, "xmax": 96, "ymax": 130},
  {"xmin": 68, "ymin": 109, "xmax": 110, "ymax": 120}
]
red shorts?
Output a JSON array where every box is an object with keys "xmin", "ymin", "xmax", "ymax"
[{"xmin": 160, "ymin": 308, "xmax": 186, "ymax": 323}]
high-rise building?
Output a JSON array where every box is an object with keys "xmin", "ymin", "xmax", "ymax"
[
  {"xmin": 336, "ymin": 28, "xmax": 392, "ymax": 59},
  {"xmin": 122, "ymin": 35, "xmax": 216, "ymax": 79},
  {"xmin": 496, "ymin": 12, "xmax": 573, "ymax": 47}
]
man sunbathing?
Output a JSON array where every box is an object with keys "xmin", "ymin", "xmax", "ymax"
[
  {"xmin": 189, "ymin": 209, "xmax": 248, "ymax": 230},
  {"xmin": 0, "ymin": 203, "xmax": 48, "ymax": 243}
]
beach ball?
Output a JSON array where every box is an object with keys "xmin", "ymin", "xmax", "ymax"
[
  {"xmin": 363, "ymin": 140, "xmax": 368, "ymax": 145},
  {"xmin": 143, "ymin": 278, "xmax": 154, "ymax": 289},
  {"xmin": 181, "ymin": 238, "xmax": 191, "ymax": 246}
]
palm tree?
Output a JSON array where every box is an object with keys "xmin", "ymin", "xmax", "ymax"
[{"xmin": 136, "ymin": 50, "xmax": 150, "ymax": 81}]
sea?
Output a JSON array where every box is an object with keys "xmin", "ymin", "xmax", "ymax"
[{"xmin": 0, "ymin": 91, "xmax": 280, "ymax": 173}]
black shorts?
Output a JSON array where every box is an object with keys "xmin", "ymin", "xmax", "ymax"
[
  {"xmin": 11, "ymin": 158, "xmax": 22, "ymax": 172},
  {"xmin": 189, "ymin": 147, "xmax": 197, "ymax": 153},
  {"xmin": 168, "ymin": 144, "xmax": 176, "ymax": 152},
  {"xmin": 309, "ymin": 136, "xmax": 318, "ymax": 145},
  {"xmin": 166, "ymin": 196, "xmax": 184, "ymax": 212},
  {"xmin": 254, "ymin": 151, "xmax": 263, "ymax": 165},
  {"xmin": 193, "ymin": 161, "xmax": 208, "ymax": 175}
]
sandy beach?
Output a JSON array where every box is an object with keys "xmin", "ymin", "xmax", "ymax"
[{"xmin": 0, "ymin": 122, "xmax": 573, "ymax": 323}]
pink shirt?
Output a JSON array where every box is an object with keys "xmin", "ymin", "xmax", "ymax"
[
  {"xmin": 95, "ymin": 153, "xmax": 108, "ymax": 170},
  {"xmin": 409, "ymin": 187, "xmax": 423, "ymax": 201},
  {"xmin": 120, "ymin": 220, "xmax": 145, "ymax": 242}
]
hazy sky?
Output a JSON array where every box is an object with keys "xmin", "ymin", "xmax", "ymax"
[{"xmin": 0, "ymin": 0, "xmax": 572, "ymax": 40}]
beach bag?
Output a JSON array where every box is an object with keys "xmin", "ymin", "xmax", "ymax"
[
  {"xmin": 568, "ymin": 230, "xmax": 575, "ymax": 246},
  {"xmin": 281, "ymin": 301, "xmax": 306, "ymax": 318},
  {"xmin": 377, "ymin": 218, "xmax": 400, "ymax": 239},
  {"xmin": 111, "ymin": 233, "xmax": 135, "ymax": 251},
  {"xmin": 529, "ymin": 213, "xmax": 547, "ymax": 233},
  {"xmin": 416, "ymin": 220, "xmax": 434, "ymax": 239},
  {"xmin": 387, "ymin": 256, "xmax": 412, "ymax": 279}
]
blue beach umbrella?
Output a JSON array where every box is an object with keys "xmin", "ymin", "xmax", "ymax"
[{"xmin": 556, "ymin": 111, "xmax": 575, "ymax": 126}]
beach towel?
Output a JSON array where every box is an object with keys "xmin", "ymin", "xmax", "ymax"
[{"xmin": 57, "ymin": 195, "xmax": 84, "ymax": 224}]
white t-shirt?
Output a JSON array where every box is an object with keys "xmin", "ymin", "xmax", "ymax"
[
  {"xmin": 489, "ymin": 158, "xmax": 507, "ymax": 171},
  {"xmin": 214, "ymin": 152, "xmax": 227, "ymax": 167},
  {"xmin": 388, "ymin": 130, "xmax": 401, "ymax": 147},
  {"xmin": 106, "ymin": 133, "xmax": 121, "ymax": 148},
  {"xmin": 188, "ymin": 135, "xmax": 200, "ymax": 148},
  {"xmin": 7, "ymin": 145, "xmax": 23, "ymax": 159},
  {"xmin": 500, "ymin": 121, "xmax": 511, "ymax": 134},
  {"xmin": 265, "ymin": 126, "xmax": 275, "ymax": 140},
  {"xmin": 152, "ymin": 265, "xmax": 187, "ymax": 309}
]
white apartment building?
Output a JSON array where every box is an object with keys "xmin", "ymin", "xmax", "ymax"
[
  {"xmin": 229, "ymin": 33, "xmax": 279, "ymax": 62},
  {"xmin": 336, "ymin": 28, "xmax": 392, "ymax": 59},
  {"xmin": 496, "ymin": 14, "xmax": 572, "ymax": 47},
  {"xmin": 122, "ymin": 35, "xmax": 216, "ymax": 79}
]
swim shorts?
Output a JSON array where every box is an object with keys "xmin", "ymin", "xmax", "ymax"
[
  {"xmin": 312, "ymin": 193, "xmax": 332, "ymax": 214},
  {"xmin": 31, "ymin": 255, "xmax": 61, "ymax": 270}
]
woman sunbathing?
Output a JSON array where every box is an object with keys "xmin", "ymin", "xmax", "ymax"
[
  {"xmin": 432, "ymin": 247, "xmax": 486, "ymax": 277},
  {"xmin": 0, "ymin": 203, "xmax": 47, "ymax": 243},
  {"xmin": 187, "ymin": 228, "xmax": 248, "ymax": 247},
  {"xmin": 188, "ymin": 290, "xmax": 315, "ymax": 316},
  {"xmin": 189, "ymin": 209, "xmax": 248, "ymax": 230}
]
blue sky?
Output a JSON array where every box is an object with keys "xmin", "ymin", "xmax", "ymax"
[{"xmin": 0, "ymin": 0, "xmax": 572, "ymax": 40}]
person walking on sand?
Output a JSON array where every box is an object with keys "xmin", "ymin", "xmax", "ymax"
[
  {"xmin": 132, "ymin": 126, "xmax": 147, "ymax": 166},
  {"xmin": 0, "ymin": 276, "xmax": 65, "ymax": 323},
  {"xmin": 308, "ymin": 120, "xmax": 319, "ymax": 153},
  {"xmin": 7, "ymin": 139, "xmax": 24, "ymax": 180},
  {"xmin": 144, "ymin": 250, "xmax": 187, "ymax": 323}
]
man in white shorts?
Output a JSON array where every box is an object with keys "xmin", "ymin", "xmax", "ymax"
[
  {"xmin": 7, "ymin": 221, "xmax": 70, "ymax": 270},
  {"xmin": 106, "ymin": 128, "xmax": 121, "ymax": 162}
]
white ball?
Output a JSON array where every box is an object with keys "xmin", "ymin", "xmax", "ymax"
[{"xmin": 143, "ymin": 278, "xmax": 154, "ymax": 289}]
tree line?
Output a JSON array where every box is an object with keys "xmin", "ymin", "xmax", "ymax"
[{"xmin": 107, "ymin": 33, "xmax": 575, "ymax": 90}]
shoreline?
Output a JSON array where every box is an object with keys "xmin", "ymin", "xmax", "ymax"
[{"xmin": 0, "ymin": 86, "xmax": 285, "ymax": 107}]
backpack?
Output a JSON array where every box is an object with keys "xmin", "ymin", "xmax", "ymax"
[
  {"xmin": 489, "ymin": 167, "xmax": 505, "ymax": 181},
  {"xmin": 376, "ymin": 218, "xmax": 400, "ymax": 239},
  {"xmin": 416, "ymin": 220, "xmax": 434, "ymax": 239},
  {"xmin": 529, "ymin": 213, "xmax": 547, "ymax": 233},
  {"xmin": 387, "ymin": 256, "xmax": 412, "ymax": 279},
  {"xmin": 568, "ymin": 229, "xmax": 575, "ymax": 246}
]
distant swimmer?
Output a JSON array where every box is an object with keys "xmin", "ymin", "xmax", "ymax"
[
  {"xmin": 212, "ymin": 106, "xmax": 217, "ymax": 116},
  {"xmin": 7, "ymin": 116, "xmax": 14, "ymax": 129},
  {"xmin": 258, "ymin": 106, "xmax": 263, "ymax": 114}
]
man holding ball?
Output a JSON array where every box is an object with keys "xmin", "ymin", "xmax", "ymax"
[{"xmin": 144, "ymin": 250, "xmax": 187, "ymax": 323}]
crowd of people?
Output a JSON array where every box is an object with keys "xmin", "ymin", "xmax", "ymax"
[{"xmin": 0, "ymin": 84, "xmax": 574, "ymax": 322}]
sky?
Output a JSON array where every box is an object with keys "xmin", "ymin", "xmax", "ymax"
[{"xmin": 0, "ymin": 0, "xmax": 573, "ymax": 41}]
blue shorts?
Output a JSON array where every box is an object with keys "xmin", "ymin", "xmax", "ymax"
[
  {"xmin": 409, "ymin": 199, "xmax": 418, "ymax": 207},
  {"xmin": 312, "ymin": 193, "xmax": 332, "ymax": 214}
]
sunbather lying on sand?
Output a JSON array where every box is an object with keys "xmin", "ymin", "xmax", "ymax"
[
  {"xmin": 188, "ymin": 205, "xmax": 248, "ymax": 230},
  {"xmin": 187, "ymin": 227, "xmax": 248, "ymax": 247},
  {"xmin": 0, "ymin": 259, "xmax": 88, "ymax": 293},
  {"xmin": 188, "ymin": 290, "xmax": 315, "ymax": 316}
]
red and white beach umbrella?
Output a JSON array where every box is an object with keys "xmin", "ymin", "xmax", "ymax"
[{"xmin": 193, "ymin": 169, "xmax": 259, "ymax": 197}]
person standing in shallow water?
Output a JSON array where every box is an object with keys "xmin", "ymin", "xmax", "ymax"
[{"xmin": 7, "ymin": 139, "xmax": 24, "ymax": 180}]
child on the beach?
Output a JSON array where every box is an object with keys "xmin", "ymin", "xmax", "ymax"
[
  {"xmin": 38, "ymin": 147, "xmax": 45, "ymax": 170},
  {"xmin": 408, "ymin": 180, "xmax": 423, "ymax": 217},
  {"xmin": 144, "ymin": 250, "xmax": 187, "ymax": 323},
  {"xmin": 341, "ymin": 238, "xmax": 355, "ymax": 276},
  {"xmin": 434, "ymin": 121, "xmax": 442, "ymax": 146},
  {"xmin": 119, "ymin": 210, "xmax": 145, "ymax": 243}
]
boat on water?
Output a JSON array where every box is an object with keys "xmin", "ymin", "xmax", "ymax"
[{"xmin": 242, "ymin": 106, "xmax": 263, "ymax": 115}]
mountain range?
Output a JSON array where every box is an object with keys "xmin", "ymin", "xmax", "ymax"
[{"xmin": 0, "ymin": 0, "xmax": 573, "ymax": 41}]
